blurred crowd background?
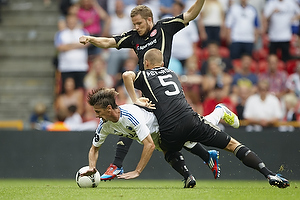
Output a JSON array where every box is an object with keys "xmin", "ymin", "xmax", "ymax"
[{"xmin": 1, "ymin": 0, "xmax": 300, "ymax": 132}]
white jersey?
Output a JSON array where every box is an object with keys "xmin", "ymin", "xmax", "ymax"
[
  {"xmin": 264, "ymin": 0, "xmax": 300, "ymax": 41},
  {"xmin": 243, "ymin": 93, "xmax": 283, "ymax": 121},
  {"xmin": 225, "ymin": 4, "xmax": 259, "ymax": 42},
  {"xmin": 92, "ymin": 104, "xmax": 159, "ymax": 147},
  {"xmin": 54, "ymin": 28, "xmax": 89, "ymax": 72}
]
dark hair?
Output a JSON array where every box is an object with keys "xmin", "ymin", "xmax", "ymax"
[
  {"xmin": 87, "ymin": 88, "xmax": 118, "ymax": 109},
  {"xmin": 67, "ymin": 105, "xmax": 77, "ymax": 114},
  {"xmin": 56, "ymin": 109, "xmax": 68, "ymax": 122}
]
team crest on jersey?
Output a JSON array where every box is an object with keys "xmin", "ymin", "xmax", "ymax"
[{"xmin": 150, "ymin": 29, "xmax": 157, "ymax": 37}]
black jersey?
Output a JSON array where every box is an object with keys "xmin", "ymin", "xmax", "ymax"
[
  {"xmin": 113, "ymin": 14, "xmax": 186, "ymax": 70},
  {"xmin": 134, "ymin": 67, "xmax": 196, "ymax": 132}
]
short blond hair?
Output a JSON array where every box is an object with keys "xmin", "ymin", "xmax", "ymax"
[
  {"xmin": 130, "ymin": 5, "xmax": 153, "ymax": 21},
  {"xmin": 144, "ymin": 49, "xmax": 163, "ymax": 67}
]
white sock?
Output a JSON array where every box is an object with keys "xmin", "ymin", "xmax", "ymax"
[{"xmin": 204, "ymin": 106, "xmax": 223, "ymax": 126}]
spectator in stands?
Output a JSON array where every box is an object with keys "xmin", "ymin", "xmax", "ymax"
[
  {"xmin": 55, "ymin": 77, "xmax": 84, "ymax": 116},
  {"xmin": 200, "ymin": 41, "xmax": 233, "ymax": 75},
  {"xmin": 263, "ymin": 0, "xmax": 300, "ymax": 62},
  {"xmin": 258, "ymin": 54, "xmax": 288, "ymax": 98},
  {"xmin": 64, "ymin": 105, "xmax": 83, "ymax": 126},
  {"xmin": 29, "ymin": 102, "xmax": 52, "ymax": 130},
  {"xmin": 235, "ymin": 83, "xmax": 252, "ymax": 120},
  {"xmin": 170, "ymin": 1, "xmax": 199, "ymax": 68},
  {"xmin": 278, "ymin": 92, "xmax": 299, "ymax": 132},
  {"xmin": 83, "ymin": 56, "xmax": 114, "ymax": 121},
  {"xmin": 159, "ymin": 0, "xmax": 177, "ymax": 19},
  {"xmin": 286, "ymin": 62, "xmax": 300, "ymax": 98},
  {"xmin": 59, "ymin": 0, "xmax": 74, "ymax": 17},
  {"xmin": 198, "ymin": 0, "xmax": 225, "ymax": 47},
  {"xmin": 231, "ymin": 54, "xmax": 258, "ymax": 98},
  {"xmin": 115, "ymin": 56, "xmax": 139, "ymax": 105},
  {"xmin": 54, "ymin": 14, "xmax": 89, "ymax": 93},
  {"xmin": 47, "ymin": 109, "xmax": 70, "ymax": 131},
  {"xmin": 218, "ymin": 0, "xmax": 234, "ymax": 13},
  {"xmin": 64, "ymin": 104, "xmax": 99, "ymax": 131},
  {"xmin": 57, "ymin": 2, "xmax": 81, "ymax": 31},
  {"xmin": 84, "ymin": 56, "xmax": 114, "ymax": 90},
  {"xmin": 106, "ymin": 0, "xmax": 133, "ymax": 76},
  {"xmin": 168, "ymin": 57, "xmax": 184, "ymax": 76},
  {"xmin": 247, "ymin": 0, "xmax": 266, "ymax": 50},
  {"xmin": 243, "ymin": 79, "xmax": 283, "ymax": 129},
  {"xmin": 180, "ymin": 55, "xmax": 203, "ymax": 109},
  {"xmin": 225, "ymin": 0, "xmax": 260, "ymax": 60},
  {"xmin": 282, "ymin": 92, "xmax": 299, "ymax": 122},
  {"xmin": 202, "ymin": 56, "xmax": 233, "ymax": 99},
  {"xmin": 77, "ymin": 0, "xmax": 109, "ymax": 57}
]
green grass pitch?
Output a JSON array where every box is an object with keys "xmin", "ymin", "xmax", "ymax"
[{"xmin": 0, "ymin": 179, "xmax": 299, "ymax": 200}]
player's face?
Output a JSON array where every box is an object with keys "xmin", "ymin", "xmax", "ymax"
[
  {"xmin": 93, "ymin": 105, "xmax": 111, "ymax": 122},
  {"xmin": 131, "ymin": 14, "xmax": 152, "ymax": 36}
]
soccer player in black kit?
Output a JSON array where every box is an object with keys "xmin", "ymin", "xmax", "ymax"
[
  {"xmin": 121, "ymin": 48, "xmax": 290, "ymax": 189},
  {"xmin": 79, "ymin": 0, "xmax": 223, "ymax": 184}
]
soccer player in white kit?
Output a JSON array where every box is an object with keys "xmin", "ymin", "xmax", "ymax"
[{"xmin": 81, "ymin": 87, "xmax": 239, "ymax": 188}]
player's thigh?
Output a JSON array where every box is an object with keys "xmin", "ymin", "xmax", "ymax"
[
  {"xmin": 189, "ymin": 117, "xmax": 231, "ymax": 149},
  {"xmin": 201, "ymin": 129, "xmax": 231, "ymax": 149}
]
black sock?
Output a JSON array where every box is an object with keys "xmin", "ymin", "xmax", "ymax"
[
  {"xmin": 112, "ymin": 137, "xmax": 133, "ymax": 168},
  {"xmin": 183, "ymin": 142, "xmax": 210, "ymax": 163},
  {"xmin": 165, "ymin": 151, "xmax": 191, "ymax": 179},
  {"xmin": 234, "ymin": 145, "xmax": 275, "ymax": 178}
]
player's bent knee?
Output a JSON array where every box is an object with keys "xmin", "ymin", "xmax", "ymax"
[{"xmin": 225, "ymin": 138, "xmax": 241, "ymax": 152}]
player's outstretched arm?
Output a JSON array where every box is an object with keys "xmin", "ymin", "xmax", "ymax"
[
  {"xmin": 81, "ymin": 145, "xmax": 100, "ymax": 176},
  {"xmin": 118, "ymin": 134, "xmax": 155, "ymax": 179},
  {"xmin": 79, "ymin": 35, "xmax": 117, "ymax": 48},
  {"xmin": 183, "ymin": 0, "xmax": 206, "ymax": 24}
]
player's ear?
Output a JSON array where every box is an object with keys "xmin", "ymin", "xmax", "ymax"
[
  {"xmin": 106, "ymin": 105, "xmax": 112, "ymax": 111},
  {"xmin": 147, "ymin": 17, "xmax": 152, "ymax": 24},
  {"xmin": 161, "ymin": 61, "xmax": 164, "ymax": 67},
  {"xmin": 144, "ymin": 59, "xmax": 148, "ymax": 69}
]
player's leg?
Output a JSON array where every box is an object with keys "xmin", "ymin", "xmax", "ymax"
[
  {"xmin": 100, "ymin": 137, "xmax": 133, "ymax": 181},
  {"xmin": 183, "ymin": 142, "xmax": 220, "ymax": 179},
  {"xmin": 204, "ymin": 103, "xmax": 239, "ymax": 128},
  {"xmin": 164, "ymin": 150, "xmax": 196, "ymax": 188},
  {"xmin": 203, "ymin": 126, "xmax": 290, "ymax": 189},
  {"xmin": 182, "ymin": 103, "xmax": 239, "ymax": 179},
  {"xmin": 226, "ymin": 138, "xmax": 290, "ymax": 188}
]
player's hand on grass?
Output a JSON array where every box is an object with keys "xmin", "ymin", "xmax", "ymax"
[
  {"xmin": 80, "ymin": 167, "xmax": 97, "ymax": 176},
  {"xmin": 135, "ymin": 97, "xmax": 156, "ymax": 109},
  {"xmin": 117, "ymin": 171, "xmax": 140, "ymax": 179}
]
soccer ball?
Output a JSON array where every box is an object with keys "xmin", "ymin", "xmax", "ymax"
[{"xmin": 75, "ymin": 166, "xmax": 101, "ymax": 188}]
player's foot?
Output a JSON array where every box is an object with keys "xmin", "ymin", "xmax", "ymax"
[
  {"xmin": 100, "ymin": 164, "xmax": 124, "ymax": 181},
  {"xmin": 267, "ymin": 174, "xmax": 290, "ymax": 188},
  {"xmin": 205, "ymin": 150, "xmax": 220, "ymax": 179},
  {"xmin": 216, "ymin": 103, "xmax": 240, "ymax": 128},
  {"xmin": 183, "ymin": 175, "xmax": 196, "ymax": 188}
]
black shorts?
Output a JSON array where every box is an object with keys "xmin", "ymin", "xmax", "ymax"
[{"xmin": 159, "ymin": 114, "xmax": 231, "ymax": 152}]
